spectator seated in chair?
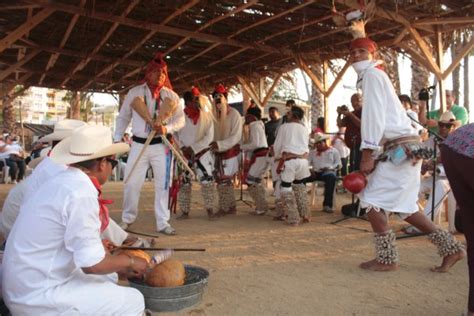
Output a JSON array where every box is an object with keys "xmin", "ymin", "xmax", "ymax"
[{"xmin": 306, "ymin": 133, "xmax": 341, "ymax": 213}]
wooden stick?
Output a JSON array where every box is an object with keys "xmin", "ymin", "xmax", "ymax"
[
  {"xmin": 119, "ymin": 246, "xmax": 206, "ymax": 252},
  {"xmin": 124, "ymin": 130, "xmax": 156, "ymax": 184}
]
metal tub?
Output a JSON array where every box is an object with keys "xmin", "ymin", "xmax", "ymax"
[{"xmin": 129, "ymin": 265, "xmax": 209, "ymax": 312}]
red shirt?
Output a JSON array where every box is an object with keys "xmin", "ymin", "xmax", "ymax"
[{"xmin": 342, "ymin": 108, "xmax": 362, "ymax": 149}]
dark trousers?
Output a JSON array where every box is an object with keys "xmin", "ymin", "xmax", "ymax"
[
  {"xmin": 7, "ymin": 158, "xmax": 26, "ymax": 181},
  {"xmin": 349, "ymin": 143, "xmax": 362, "ymax": 172},
  {"xmin": 441, "ymin": 145, "xmax": 474, "ymax": 312},
  {"xmin": 339, "ymin": 157, "xmax": 348, "ymax": 177},
  {"xmin": 306, "ymin": 172, "xmax": 337, "ymax": 208}
]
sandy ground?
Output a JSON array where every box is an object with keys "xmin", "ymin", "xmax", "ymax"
[{"xmin": 0, "ymin": 181, "xmax": 468, "ymax": 316}]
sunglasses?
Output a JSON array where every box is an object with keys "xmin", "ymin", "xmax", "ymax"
[
  {"xmin": 438, "ymin": 122, "xmax": 454, "ymax": 128},
  {"xmin": 105, "ymin": 158, "xmax": 118, "ymax": 169}
]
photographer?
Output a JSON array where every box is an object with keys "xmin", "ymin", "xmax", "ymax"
[
  {"xmin": 418, "ymin": 89, "xmax": 468, "ymax": 133},
  {"xmin": 336, "ymin": 93, "xmax": 362, "ymax": 171}
]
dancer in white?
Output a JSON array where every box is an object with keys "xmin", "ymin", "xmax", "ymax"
[
  {"xmin": 351, "ymin": 36, "xmax": 464, "ymax": 271},
  {"xmin": 273, "ymin": 106, "xmax": 310, "ymax": 225},
  {"xmin": 209, "ymin": 84, "xmax": 242, "ymax": 216},
  {"xmin": 176, "ymin": 88, "xmax": 217, "ymax": 220},
  {"xmin": 242, "ymin": 106, "xmax": 270, "ymax": 215},
  {"xmin": 114, "ymin": 53, "xmax": 184, "ymax": 235}
]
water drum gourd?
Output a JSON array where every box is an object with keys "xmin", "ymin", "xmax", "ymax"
[{"xmin": 145, "ymin": 259, "xmax": 185, "ymax": 287}]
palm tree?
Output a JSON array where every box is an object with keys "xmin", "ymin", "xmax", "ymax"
[
  {"xmin": 451, "ymin": 31, "xmax": 462, "ymax": 102},
  {"xmin": 463, "ymin": 32, "xmax": 471, "ymax": 113},
  {"xmin": 410, "ymin": 59, "xmax": 430, "ymax": 104},
  {"xmin": 310, "ymin": 64, "xmax": 323, "ymax": 130},
  {"xmin": 380, "ymin": 48, "xmax": 400, "ymax": 94},
  {"xmin": 1, "ymin": 85, "xmax": 27, "ymax": 134}
]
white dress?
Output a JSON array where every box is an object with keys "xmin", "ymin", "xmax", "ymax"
[
  {"xmin": 355, "ymin": 61, "xmax": 421, "ymax": 214},
  {"xmin": 2, "ymin": 168, "xmax": 144, "ymax": 315}
]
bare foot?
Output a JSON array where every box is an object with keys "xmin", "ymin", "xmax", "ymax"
[
  {"xmin": 302, "ymin": 216, "xmax": 311, "ymax": 223},
  {"xmin": 359, "ymin": 259, "xmax": 398, "ymax": 272},
  {"xmin": 431, "ymin": 249, "xmax": 466, "ymax": 273}
]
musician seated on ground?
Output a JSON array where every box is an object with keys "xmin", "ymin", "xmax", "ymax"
[
  {"xmin": 306, "ymin": 133, "xmax": 341, "ymax": 213},
  {"xmin": 406, "ymin": 111, "xmax": 458, "ymax": 234},
  {"xmin": 2, "ymin": 126, "xmax": 147, "ymax": 315}
]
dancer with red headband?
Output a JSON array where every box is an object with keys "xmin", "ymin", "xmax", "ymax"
[
  {"xmin": 209, "ymin": 84, "xmax": 243, "ymax": 216},
  {"xmin": 350, "ymin": 37, "xmax": 465, "ymax": 271},
  {"xmin": 114, "ymin": 53, "xmax": 184, "ymax": 236}
]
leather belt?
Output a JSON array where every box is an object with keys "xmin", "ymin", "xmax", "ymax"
[{"xmin": 132, "ymin": 135, "xmax": 162, "ymax": 145}]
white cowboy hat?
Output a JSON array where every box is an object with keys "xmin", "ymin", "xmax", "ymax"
[
  {"xmin": 41, "ymin": 119, "xmax": 87, "ymax": 142},
  {"xmin": 438, "ymin": 111, "xmax": 456, "ymax": 124},
  {"xmin": 50, "ymin": 125, "xmax": 129, "ymax": 165}
]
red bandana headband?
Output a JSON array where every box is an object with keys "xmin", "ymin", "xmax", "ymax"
[
  {"xmin": 350, "ymin": 37, "xmax": 377, "ymax": 53},
  {"xmin": 144, "ymin": 52, "xmax": 173, "ymax": 98}
]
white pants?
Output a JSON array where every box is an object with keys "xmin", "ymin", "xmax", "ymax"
[
  {"xmin": 101, "ymin": 218, "xmax": 128, "ymax": 246},
  {"xmin": 122, "ymin": 142, "xmax": 173, "ymax": 231},
  {"xmin": 247, "ymin": 156, "xmax": 270, "ymax": 184},
  {"xmin": 6, "ymin": 271, "xmax": 144, "ymax": 315},
  {"xmin": 218, "ymin": 155, "xmax": 240, "ymax": 178},
  {"xmin": 420, "ymin": 176, "xmax": 456, "ymax": 230},
  {"xmin": 280, "ymin": 159, "xmax": 310, "ymax": 192}
]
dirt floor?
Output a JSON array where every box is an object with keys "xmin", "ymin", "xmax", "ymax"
[{"xmin": 0, "ymin": 181, "xmax": 467, "ymax": 316}]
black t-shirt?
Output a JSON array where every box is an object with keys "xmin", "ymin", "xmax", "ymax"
[{"xmin": 265, "ymin": 118, "xmax": 282, "ymax": 146}]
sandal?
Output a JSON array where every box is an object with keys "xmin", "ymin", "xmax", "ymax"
[{"xmin": 159, "ymin": 226, "xmax": 176, "ymax": 236}]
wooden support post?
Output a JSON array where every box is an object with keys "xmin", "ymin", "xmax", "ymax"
[
  {"xmin": 237, "ymin": 76, "xmax": 263, "ymax": 109},
  {"xmin": 435, "ymin": 26, "xmax": 446, "ymax": 113},
  {"xmin": 407, "ymin": 26, "xmax": 443, "ymax": 79},
  {"xmin": 325, "ymin": 60, "xmax": 350, "ymax": 98},
  {"xmin": 261, "ymin": 73, "xmax": 282, "ymax": 108},
  {"xmin": 322, "ymin": 61, "xmax": 329, "ymax": 133},
  {"xmin": 442, "ymin": 36, "xmax": 474, "ymax": 80},
  {"xmin": 295, "ymin": 55, "xmax": 325, "ymax": 95}
]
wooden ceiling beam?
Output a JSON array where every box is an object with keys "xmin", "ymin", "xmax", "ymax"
[
  {"xmin": 295, "ymin": 54, "xmax": 324, "ymax": 94},
  {"xmin": 24, "ymin": 0, "xmax": 284, "ymax": 54},
  {"xmin": 61, "ymin": 0, "xmax": 141, "ymax": 87},
  {"xmin": 261, "ymin": 73, "xmax": 282, "ymax": 108},
  {"xmin": 442, "ymin": 36, "xmax": 474, "ymax": 80},
  {"xmin": 81, "ymin": 0, "xmax": 200, "ymax": 91},
  {"xmin": 0, "ymin": 49, "xmax": 39, "ymax": 81},
  {"xmin": 0, "ymin": 4, "xmax": 41, "ymax": 11},
  {"xmin": 165, "ymin": 0, "xmax": 256, "ymax": 56},
  {"xmin": 0, "ymin": 8, "xmax": 54, "ymax": 54},
  {"xmin": 236, "ymin": 76, "xmax": 264, "ymax": 109},
  {"xmin": 0, "ymin": 73, "xmax": 33, "ymax": 101},
  {"xmin": 39, "ymin": 0, "xmax": 86, "ymax": 85},
  {"xmin": 406, "ymin": 26, "xmax": 443, "ymax": 78},
  {"xmin": 325, "ymin": 59, "xmax": 350, "ymax": 97},
  {"xmin": 197, "ymin": 0, "xmax": 315, "ymax": 67},
  {"xmin": 414, "ymin": 16, "xmax": 474, "ymax": 26}
]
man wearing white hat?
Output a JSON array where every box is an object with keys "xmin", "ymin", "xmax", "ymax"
[
  {"xmin": 417, "ymin": 111, "xmax": 458, "ymax": 232},
  {"xmin": 2, "ymin": 126, "xmax": 147, "ymax": 315},
  {"xmin": 307, "ymin": 133, "xmax": 341, "ymax": 213}
]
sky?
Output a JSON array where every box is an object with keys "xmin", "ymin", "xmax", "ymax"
[{"xmin": 92, "ymin": 54, "xmax": 473, "ymax": 132}]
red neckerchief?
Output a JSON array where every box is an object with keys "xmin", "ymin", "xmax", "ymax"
[
  {"xmin": 316, "ymin": 144, "xmax": 330, "ymax": 156},
  {"xmin": 147, "ymin": 82, "xmax": 164, "ymax": 100},
  {"xmin": 88, "ymin": 176, "xmax": 112, "ymax": 233},
  {"xmin": 184, "ymin": 104, "xmax": 200, "ymax": 124}
]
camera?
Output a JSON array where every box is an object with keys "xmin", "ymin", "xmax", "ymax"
[
  {"xmin": 418, "ymin": 86, "xmax": 435, "ymax": 101},
  {"xmin": 337, "ymin": 105, "xmax": 349, "ymax": 113}
]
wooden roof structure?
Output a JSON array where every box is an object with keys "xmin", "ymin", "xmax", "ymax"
[{"xmin": 0, "ymin": 0, "xmax": 473, "ymax": 98}]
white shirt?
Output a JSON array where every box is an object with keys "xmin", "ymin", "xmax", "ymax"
[
  {"xmin": 308, "ymin": 147, "xmax": 341, "ymax": 172},
  {"xmin": 241, "ymin": 120, "xmax": 268, "ymax": 152},
  {"xmin": 406, "ymin": 109, "xmax": 423, "ymax": 133},
  {"xmin": 332, "ymin": 136, "xmax": 350, "ymax": 158},
  {"xmin": 24, "ymin": 156, "xmax": 67, "ymax": 198},
  {"xmin": 214, "ymin": 107, "xmax": 243, "ymax": 152},
  {"xmin": 114, "ymin": 83, "xmax": 184, "ymax": 141},
  {"xmin": 273, "ymin": 122, "xmax": 309, "ymax": 159},
  {"xmin": 0, "ymin": 179, "xmax": 28, "ymax": 239},
  {"xmin": 355, "ymin": 61, "xmax": 417, "ymax": 152},
  {"xmin": 176, "ymin": 113, "xmax": 214, "ymax": 154},
  {"xmin": 3, "ymin": 168, "xmax": 105, "ymax": 307}
]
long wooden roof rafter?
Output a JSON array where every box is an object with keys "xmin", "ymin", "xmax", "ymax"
[{"xmin": 0, "ymin": 0, "xmax": 472, "ymax": 97}]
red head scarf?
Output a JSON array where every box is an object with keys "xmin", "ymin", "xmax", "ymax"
[
  {"xmin": 144, "ymin": 52, "xmax": 173, "ymax": 99},
  {"xmin": 191, "ymin": 86, "xmax": 200, "ymax": 96},
  {"xmin": 350, "ymin": 37, "xmax": 377, "ymax": 53}
]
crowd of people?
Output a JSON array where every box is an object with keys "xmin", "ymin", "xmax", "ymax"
[{"xmin": 0, "ymin": 35, "xmax": 471, "ymax": 315}]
